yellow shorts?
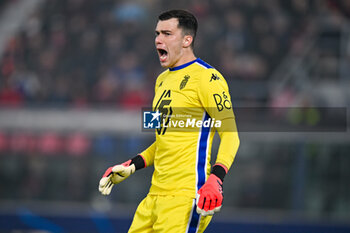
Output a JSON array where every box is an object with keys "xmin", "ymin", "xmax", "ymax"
[{"xmin": 128, "ymin": 194, "xmax": 212, "ymax": 233}]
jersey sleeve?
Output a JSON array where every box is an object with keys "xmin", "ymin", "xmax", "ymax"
[
  {"xmin": 140, "ymin": 73, "xmax": 164, "ymax": 167},
  {"xmin": 216, "ymin": 119, "xmax": 240, "ymax": 170},
  {"xmin": 197, "ymin": 70, "xmax": 234, "ymax": 121},
  {"xmin": 139, "ymin": 74, "xmax": 162, "ymax": 167},
  {"xmin": 197, "ymin": 70, "xmax": 240, "ymax": 170},
  {"xmin": 139, "ymin": 141, "xmax": 156, "ymax": 167}
]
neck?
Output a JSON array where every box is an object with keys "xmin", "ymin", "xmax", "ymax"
[{"xmin": 172, "ymin": 49, "xmax": 196, "ymax": 68}]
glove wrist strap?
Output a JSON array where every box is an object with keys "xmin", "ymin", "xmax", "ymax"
[
  {"xmin": 131, "ymin": 155, "xmax": 146, "ymax": 171},
  {"xmin": 211, "ymin": 164, "xmax": 227, "ymax": 182}
]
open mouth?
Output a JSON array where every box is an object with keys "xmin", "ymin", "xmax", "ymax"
[{"xmin": 157, "ymin": 48, "xmax": 168, "ymax": 62}]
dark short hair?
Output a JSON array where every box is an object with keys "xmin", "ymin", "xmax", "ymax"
[{"xmin": 158, "ymin": 9, "xmax": 198, "ymax": 48}]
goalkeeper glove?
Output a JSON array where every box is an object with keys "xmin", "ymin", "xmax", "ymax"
[
  {"xmin": 99, "ymin": 160, "xmax": 135, "ymax": 195},
  {"xmin": 196, "ymin": 164, "xmax": 227, "ymax": 216},
  {"xmin": 98, "ymin": 155, "xmax": 146, "ymax": 195}
]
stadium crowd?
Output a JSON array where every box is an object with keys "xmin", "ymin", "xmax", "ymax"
[{"xmin": 1, "ymin": 0, "xmax": 344, "ymax": 107}]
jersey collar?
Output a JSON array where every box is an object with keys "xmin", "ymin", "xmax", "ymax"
[{"xmin": 168, "ymin": 58, "xmax": 199, "ymax": 71}]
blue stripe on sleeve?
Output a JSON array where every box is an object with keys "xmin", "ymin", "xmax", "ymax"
[
  {"xmin": 197, "ymin": 112, "xmax": 211, "ymax": 190},
  {"xmin": 187, "ymin": 203, "xmax": 200, "ymax": 233},
  {"xmin": 187, "ymin": 112, "xmax": 211, "ymax": 233}
]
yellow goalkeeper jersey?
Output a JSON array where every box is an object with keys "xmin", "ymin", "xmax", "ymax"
[{"xmin": 140, "ymin": 58, "xmax": 239, "ymax": 198}]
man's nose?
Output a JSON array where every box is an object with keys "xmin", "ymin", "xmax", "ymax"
[{"xmin": 155, "ymin": 35, "xmax": 162, "ymax": 45}]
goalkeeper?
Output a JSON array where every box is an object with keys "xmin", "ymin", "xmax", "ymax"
[{"xmin": 99, "ymin": 9, "xmax": 240, "ymax": 233}]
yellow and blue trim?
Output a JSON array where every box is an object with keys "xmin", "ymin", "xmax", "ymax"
[
  {"xmin": 169, "ymin": 58, "xmax": 212, "ymax": 71},
  {"xmin": 187, "ymin": 112, "xmax": 211, "ymax": 233}
]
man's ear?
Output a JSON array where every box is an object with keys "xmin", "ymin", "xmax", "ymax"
[{"xmin": 183, "ymin": 35, "xmax": 193, "ymax": 48}]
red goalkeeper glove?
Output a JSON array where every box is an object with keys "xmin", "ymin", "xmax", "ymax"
[{"xmin": 196, "ymin": 164, "xmax": 227, "ymax": 216}]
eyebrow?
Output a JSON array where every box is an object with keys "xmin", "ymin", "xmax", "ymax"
[{"xmin": 155, "ymin": 30, "xmax": 172, "ymax": 34}]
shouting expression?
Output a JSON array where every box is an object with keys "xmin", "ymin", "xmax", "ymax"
[{"xmin": 155, "ymin": 18, "xmax": 193, "ymax": 68}]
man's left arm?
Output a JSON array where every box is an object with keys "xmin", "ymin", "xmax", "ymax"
[
  {"xmin": 196, "ymin": 119, "xmax": 240, "ymax": 216},
  {"xmin": 196, "ymin": 70, "xmax": 240, "ymax": 216}
]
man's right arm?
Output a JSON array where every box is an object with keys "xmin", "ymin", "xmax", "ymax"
[
  {"xmin": 138, "ymin": 141, "xmax": 156, "ymax": 168},
  {"xmin": 98, "ymin": 142, "xmax": 156, "ymax": 195},
  {"xmin": 99, "ymin": 72, "xmax": 160, "ymax": 195}
]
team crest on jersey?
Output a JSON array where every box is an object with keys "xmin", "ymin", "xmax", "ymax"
[{"xmin": 180, "ymin": 75, "xmax": 190, "ymax": 90}]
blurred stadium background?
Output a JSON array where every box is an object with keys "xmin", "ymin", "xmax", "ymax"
[{"xmin": 0, "ymin": 0, "xmax": 349, "ymax": 232}]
